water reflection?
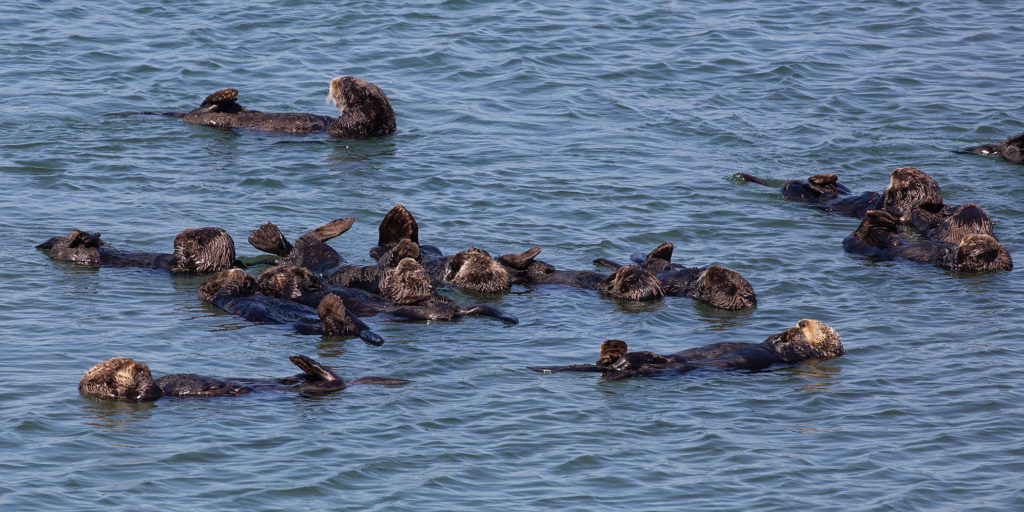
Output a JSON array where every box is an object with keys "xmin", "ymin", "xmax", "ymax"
[{"xmin": 80, "ymin": 396, "xmax": 157, "ymax": 430}]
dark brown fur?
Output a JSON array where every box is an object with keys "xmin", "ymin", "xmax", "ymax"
[
  {"xmin": 957, "ymin": 131, "xmax": 1024, "ymax": 165},
  {"xmin": 178, "ymin": 76, "xmax": 396, "ymax": 138},
  {"xmin": 38, "ymin": 227, "xmax": 237, "ymax": 273}
]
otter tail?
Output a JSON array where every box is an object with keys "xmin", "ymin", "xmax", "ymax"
[
  {"xmin": 954, "ymin": 144, "xmax": 999, "ymax": 155},
  {"xmin": 348, "ymin": 376, "xmax": 413, "ymax": 386},
  {"xmin": 732, "ymin": 173, "xmax": 771, "ymax": 186}
]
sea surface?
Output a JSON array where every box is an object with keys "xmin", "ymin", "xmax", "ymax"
[{"xmin": 2, "ymin": 1, "xmax": 1023, "ymax": 510}]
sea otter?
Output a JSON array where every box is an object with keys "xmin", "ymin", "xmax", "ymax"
[
  {"xmin": 843, "ymin": 210, "xmax": 1013, "ymax": 272},
  {"xmin": 529, "ymin": 319, "xmax": 843, "ymax": 381},
  {"xmin": 37, "ymin": 227, "xmax": 239, "ymax": 273},
  {"xmin": 589, "ymin": 243, "xmax": 757, "ymax": 310},
  {"xmin": 78, "ymin": 354, "xmax": 410, "ymax": 402},
  {"xmin": 494, "ymin": 247, "xmax": 663, "ymax": 300},
  {"xmin": 368, "ymin": 204, "xmax": 443, "ymax": 261},
  {"xmin": 423, "ymin": 246, "xmax": 513, "ymax": 295},
  {"xmin": 912, "ymin": 203, "xmax": 997, "ymax": 244},
  {"xmin": 735, "ymin": 167, "xmax": 944, "ymax": 222},
  {"xmin": 260, "ymin": 262, "xmax": 519, "ymax": 325},
  {"xmin": 956, "ymin": 131, "xmax": 1024, "ymax": 165},
  {"xmin": 165, "ymin": 76, "xmax": 395, "ymax": 138},
  {"xmin": 198, "ymin": 268, "xmax": 386, "ymax": 344}
]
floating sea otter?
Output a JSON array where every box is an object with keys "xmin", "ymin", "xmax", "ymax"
[
  {"xmin": 199, "ymin": 268, "xmax": 386, "ymax": 344},
  {"xmin": 956, "ymin": 132, "xmax": 1024, "ymax": 165},
  {"xmin": 78, "ymin": 354, "xmax": 410, "ymax": 402},
  {"xmin": 529, "ymin": 319, "xmax": 843, "ymax": 381},
  {"xmin": 593, "ymin": 242, "xmax": 757, "ymax": 310},
  {"xmin": 263, "ymin": 261, "xmax": 519, "ymax": 325},
  {"xmin": 734, "ymin": 167, "xmax": 944, "ymax": 222},
  {"xmin": 37, "ymin": 227, "xmax": 239, "ymax": 273},
  {"xmin": 843, "ymin": 210, "xmax": 1013, "ymax": 272},
  {"xmin": 157, "ymin": 76, "xmax": 395, "ymax": 138}
]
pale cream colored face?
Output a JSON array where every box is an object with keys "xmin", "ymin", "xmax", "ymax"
[
  {"xmin": 325, "ymin": 77, "xmax": 345, "ymax": 111},
  {"xmin": 796, "ymin": 319, "xmax": 838, "ymax": 346}
]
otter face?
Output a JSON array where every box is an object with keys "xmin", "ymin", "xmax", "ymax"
[
  {"xmin": 952, "ymin": 234, "xmax": 1013, "ymax": 272},
  {"xmin": 257, "ymin": 265, "xmax": 322, "ymax": 300},
  {"xmin": 198, "ymin": 269, "xmax": 259, "ymax": 302},
  {"xmin": 41, "ymin": 229, "xmax": 105, "ymax": 265},
  {"xmin": 597, "ymin": 339, "xmax": 628, "ymax": 366},
  {"xmin": 763, "ymin": 319, "xmax": 844, "ymax": 363},
  {"xmin": 445, "ymin": 247, "xmax": 511, "ymax": 294},
  {"xmin": 932, "ymin": 204, "xmax": 995, "ymax": 244},
  {"xmin": 79, "ymin": 357, "xmax": 163, "ymax": 402},
  {"xmin": 171, "ymin": 227, "xmax": 236, "ymax": 273},
  {"xmin": 600, "ymin": 265, "xmax": 664, "ymax": 301},
  {"xmin": 689, "ymin": 266, "xmax": 757, "ymax": 310},
  {"xmin": 880, "ymin": 167, "xmax": 943, "ymax": 220},
  {"xmin": 379, "ymin": 257, "xmax": 434, "ymax": 304}
]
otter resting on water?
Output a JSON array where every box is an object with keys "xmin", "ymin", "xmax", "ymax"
[
  {"xmin": 956, "ymin": 131, "xmax": 1024, "ymax": 165},
  {"xmin": 529, "ymin": 319, "xmax": 843, "ymax": 381},
  {"xmin": 734, "ymin": 167, "xmax": 945, "ymax": 222},
  {"xmin": 198, "ymin": 268, "xmax": 386, "ymax": 344},
  {"xmin": 78, "ymin": 354, "xmax": 410, "ymax": 402},
  {"xmin": 37, "ymin": 227, "xmax": 240, "ymax": 273},
  {"xmin": 166, "ymin": 76, "xmax": 396, "ymax": 138},
  {"xmin": 843, "ymin": 210, "xmax": 1013, "ymax": 272}
]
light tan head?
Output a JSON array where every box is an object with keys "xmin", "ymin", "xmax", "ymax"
[
  {"xmin": 171, "ymin": 227, "xmax": 237, "ymax": 273},
  {"xmin": 598, "ymin": 340, "xmax": 629, "ymax": 366}
]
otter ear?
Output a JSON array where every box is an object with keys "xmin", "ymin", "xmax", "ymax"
[
  {"xmin": 378, "ymin": 204, "xmax": 419, "ymax": 247},
  {"xmin": 497, "ymin": 247, "xmax": 541, "ymax": 269}
]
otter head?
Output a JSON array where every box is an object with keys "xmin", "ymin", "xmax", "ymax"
[
  {"xmin": 880, "ymin": 167, "xmax": 943, "ymax": 221},
  {"xmin": 316, "ymin": 293, "xmax": 360, "ymax": 337},
  {"xmin": 39, "ymin": 229, "xmax": 105, "ymax": 265},
  {"xmin": 257, "ymin": 265, "xmax": 323, "ymax": 300},
  {"xmin": 762, "ymin": 319, "xmax": 844, "ymax": 364},
  {"xmin": 689, "ymin": 266, "xmax": 756, "ymax": 310},
  {"xmin": 445, "ymin": 247, "xmax": 511, "ymax": 294},
  {"xmin": 952, "ymin": 234, "xmax": 1013, "ymax": 272},
  {"xmin": 597, "ymin": 339, "xmax": 629, "ymax": 366},
  {"xmin": 932, "ymin": 204, "xmax": 995, "ymax": 244},
  {"xmin": 198, "ymin": 269, "xmax": 259, "ymax": 303},
  {"xmin": 599, "ymin": 265, "xmax": 664, "ymax": 301},
  {"xmin": 379, "ymin": 257, "xmax": 434, "ymax": 304},
  {"xmin": 79, "ymin": 357, "xmax": 163, "ymax": 402},
  {"xmin": 326, "ymin": 76, "xmax": 396, "ymax": 135},
  {"xmin": 171, "ymin": 227, "xmax": 237, "ymax": 273}
]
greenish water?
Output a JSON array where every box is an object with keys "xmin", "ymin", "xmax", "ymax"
[{"xmin": 2, "ymin": 1, "xmax": 1023, "ymax": 510}]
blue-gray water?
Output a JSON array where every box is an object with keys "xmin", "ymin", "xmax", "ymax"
[{"xmin": 2, "ymin": 1, "xmax": 1023, "ymax": 510}]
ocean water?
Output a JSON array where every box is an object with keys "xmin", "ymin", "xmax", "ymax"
[{"xmin": 2, "ymin": 1, "xmax": 1023, "ymax": 510}]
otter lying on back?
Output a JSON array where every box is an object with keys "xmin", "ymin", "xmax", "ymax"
[
  {"xmin": 37, "ymin": 227, "xmax": 239, "ymax": 273},
  {"xmin": 529, "ymin": 319, "xmax": 843, "ymax": 381},
  {"xmin": 735, "ymin": 167, "xmax": 944, "ymax": 222},
  {"xmin": 956, "ymin": 131, "xmax": 1024, "ymax": 165},
  {"xmin": 79, "ymin": 354, "xmax": 410, "ymax": 402},
  {"xmin": 843, "ymin": 210, "xmax": 1013, "ymax": 272},
  {"xmin": 168, "ymin": 76, "xmax": 395, "ymax": 138}
]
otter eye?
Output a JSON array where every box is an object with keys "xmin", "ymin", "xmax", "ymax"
[{"xmin": 798, "ymin": 320, "xmax": 808, "ymax": 328}]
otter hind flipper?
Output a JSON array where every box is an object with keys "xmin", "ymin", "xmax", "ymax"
[
  {"xmin": 307, "ymin": 217, "xmax": 355, "ymax": 243},
  {"xmin": 199, "ymin": 88, "xmax": 239, "ymax": 108},
  {"xmin": 378, "ymin": 204, "xmax": 419, "ymax": 247},
  {"xmin": 497, "ymin": 247, "xmax": 542, "ymax": 270},
  {"xmin": 459, "ymin": 305, "xmax": 519, "ymax": 325},
  {"xmin": 593, "ymin": 258, "xmax": 623, "ymax": 270},
  {"xmin": 954, "ymin": 144, "xmax": 1000, "ymax": 155},
  {"xmin": 347, "ymin": 376, "xmax": 413, "ymax": 386},
  {"xmin": 288, "ymin": 355, "xmax": 342, "ymax": 382},
  {"xmin": 249, "ymin": 222, "xmax": 293, "ymax": 257}
]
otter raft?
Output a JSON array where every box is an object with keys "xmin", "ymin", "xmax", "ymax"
[{"xmin": 3, "ymin": 1, "xmax": 1023, "ymax": 511}]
